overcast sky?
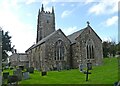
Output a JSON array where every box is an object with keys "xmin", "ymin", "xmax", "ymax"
[{"xmin": 0, "ymin": 0, "xmax": 118, "ymax": 53}]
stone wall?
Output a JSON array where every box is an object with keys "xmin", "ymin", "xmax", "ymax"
[
  {"xmin": 9, "ymin": 53, "xmax": 29, "ymax": 68},
  {"xmin": 73, "ymin": 26, "xmax": 103, "ymax": 68},
  {"xmin": 30, "ymin": 30, "xmax": 71, "ymax": 71},
  {"xmin": 44, "ymin": 30, "xmax": 71, "ymax": 70},
  {"xmin": 37, "ymin": 10, "xmax": 55, "ymax": 42},
  {"xmin": 71, "ymin": 43, "xmax": 79, "ymax": 68}
]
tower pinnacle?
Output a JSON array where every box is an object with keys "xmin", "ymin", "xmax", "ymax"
[
  {"xmin": 41, "ymin": 4, "xmax": 44, "ymax": 11},
  {"xmin": 52, "ymin": 6, "xmax": 54, "ymax": 14}
]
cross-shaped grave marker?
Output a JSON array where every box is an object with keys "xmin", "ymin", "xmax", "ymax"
[{"xmin": 84, "ymin": 62, "xmax": 92, "ymax": 81}]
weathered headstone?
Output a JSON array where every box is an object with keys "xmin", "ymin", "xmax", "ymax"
[
  {"xmin": 79, "ymin": 64, "xmax": 83, "ymax": 72},
  {"xmin": 13, "ymin": 69, "xmax": 22, "ymax": 81},
  {"xmin": 66, "ymin": 65, "xmax": 70, "ymax": 70},
  {"xmin": 22, "ymin": 72, "xmax": 30, "ymax": 80}
]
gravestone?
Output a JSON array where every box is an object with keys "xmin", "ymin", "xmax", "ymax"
[
  {"xmin": 27, "ymin": 67, "xmax": 34, "ymax": 73},
  {"xmin": 41, "ymin": 66, "xmax": 47, "ymax": 76},
  {"xmin": 13, "ymin": 69, "xmax": 22, "ymax": 81},
  {"xmin": 84, "ymin": 69, "xmax": 91, "ymax": 81},
  {"xmin": 66, "ymin": 65, "xmax": 70, "ymax": 70},
  {"xmin": 57, "ymin": 63, "xmax": 61, "ymax": 71},
  {"xmin": 3, "ymin": 72, "xmax": 9, "ymax": 79},
  {"xmin": 79, "ymin": 64, "xmax": 83, "ymax": 72},
  {"xmin": 87, "ymin": 63, "xmax": 92, "ymax": 70},
  {"xmin": 53, "ymin": 67, "xmax": 57, "ymax": 71},
  {"xmin": 22, "ymin": 72, "xmax": 30, "ymax": 80},
  {"xmin": 19, "ymin": 66, "xmax": 24, "ymax": 70},
  {"xmin": 7, "ymin": 75, "xmax": 18, "ymax": 85},
  {"xmin": 83, "ymin": 62, "xmax": 92, "ymax": 81},
  {"xmin": 41, "ymin": 71, "xmax": 47, "ymax": 76}
]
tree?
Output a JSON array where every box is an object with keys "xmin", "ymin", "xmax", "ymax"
[
  {"xmin": 102, "ymin": 41, "xmax": 117, "ymax": 58},
  {"xmin": 102, "ymin": 41, "xmax": 110, "ymax": 57},
  {"xmin": 109, "ymin": 41, "xmax": 116, "ymax": 57},
  {"xmin": 116, "ymin": 42, "xmax": 120, "ymax": 55},
  {"xmin": 2, "ymin": 30, "xmax": 13, "ymax": 61}
]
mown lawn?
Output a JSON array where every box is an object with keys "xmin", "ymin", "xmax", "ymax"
[{"xmin": 3, "ymin": 57, "xmax": 118, "ymax": 84}]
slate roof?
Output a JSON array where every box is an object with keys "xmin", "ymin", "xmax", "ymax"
[
  {"xmin": 67, "ymin": 28, "xmax": 85, "ymax": 44},
  {"xmin": 33, "ymin": 29, "xmax": 58, "ymax": 48},
  {"xmin": 26, "ymin": 29, "xmax": 65, "ymax": 51},
  {"xmin": 25, "ymin": 44, "xmax": 35, "ymax": 52},
  {"xmin": 26, "ymin": 27, "xmax": 85, "ymax": 52}
]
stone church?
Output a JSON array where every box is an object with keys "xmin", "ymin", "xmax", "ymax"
[{"xmin": 25, "ymin": 4, "xmax": 103, "ymax": 71}]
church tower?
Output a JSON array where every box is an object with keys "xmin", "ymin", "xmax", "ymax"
[{"xmin": 36, "ymin": 4, "xmax": 55, "ymax": 43}]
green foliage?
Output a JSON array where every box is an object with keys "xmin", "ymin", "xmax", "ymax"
[
  {"xmin": 116, "ymin": 42, "xmax": 120, "ymax": 54},
  {"xmin": 17, "ymin": 58, "xmax": 118, "ymax": 84},
  {"xmin": 102, "ymin": 41, "xmax": 117, "ymax": 57},
  {"xmin": 2, "ymin": 30, "xmax": 13, "ymax": 61}
]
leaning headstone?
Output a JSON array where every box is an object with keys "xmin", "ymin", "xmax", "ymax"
[
  {"xmin": 13, "ymin": 69, "xmax": 22, "ymax": 81},
  {"xmin": 22, "ymin": 72, "xmax": 30, "ymax": 80},
  {"xmin": 3, "ymin": 72, "xmax": 9, "ymax": 79}
]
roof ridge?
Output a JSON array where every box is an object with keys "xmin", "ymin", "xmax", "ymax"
[
  {"xmin": 67, "ymin": 28, "xmax": 85, "ymax": 44},
  {"xmin": 67, "ymin": 28, "xmax": 85, "ymax": 37}
]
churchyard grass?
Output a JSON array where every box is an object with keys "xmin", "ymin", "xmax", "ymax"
[{"xmin": 3, "ymin": 57, "xmax": 118, "ymax": 84}]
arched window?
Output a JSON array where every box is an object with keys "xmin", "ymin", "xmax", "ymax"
[
  {"xmin": 87, "ymin": 45, "xmax": 89, "ymax": 59},
  {"xmin": 89, "ymin": 46, "xmax": 91, "ymax": 59},
  {"xmin": 86, "ymin": 45, "xmax": 94, "ymax": 59},
  {"xmin": 55, "ymin": 40, "xmax": 64, "ymax": 60},
  {"xmin": 92, "ymin": 45, "xmax": 94, "ymax": 59}
]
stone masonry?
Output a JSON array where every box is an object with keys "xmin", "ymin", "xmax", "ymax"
[{"xmin": 26, "ymin": 4, "xmax": 103, "ymax": 71}]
